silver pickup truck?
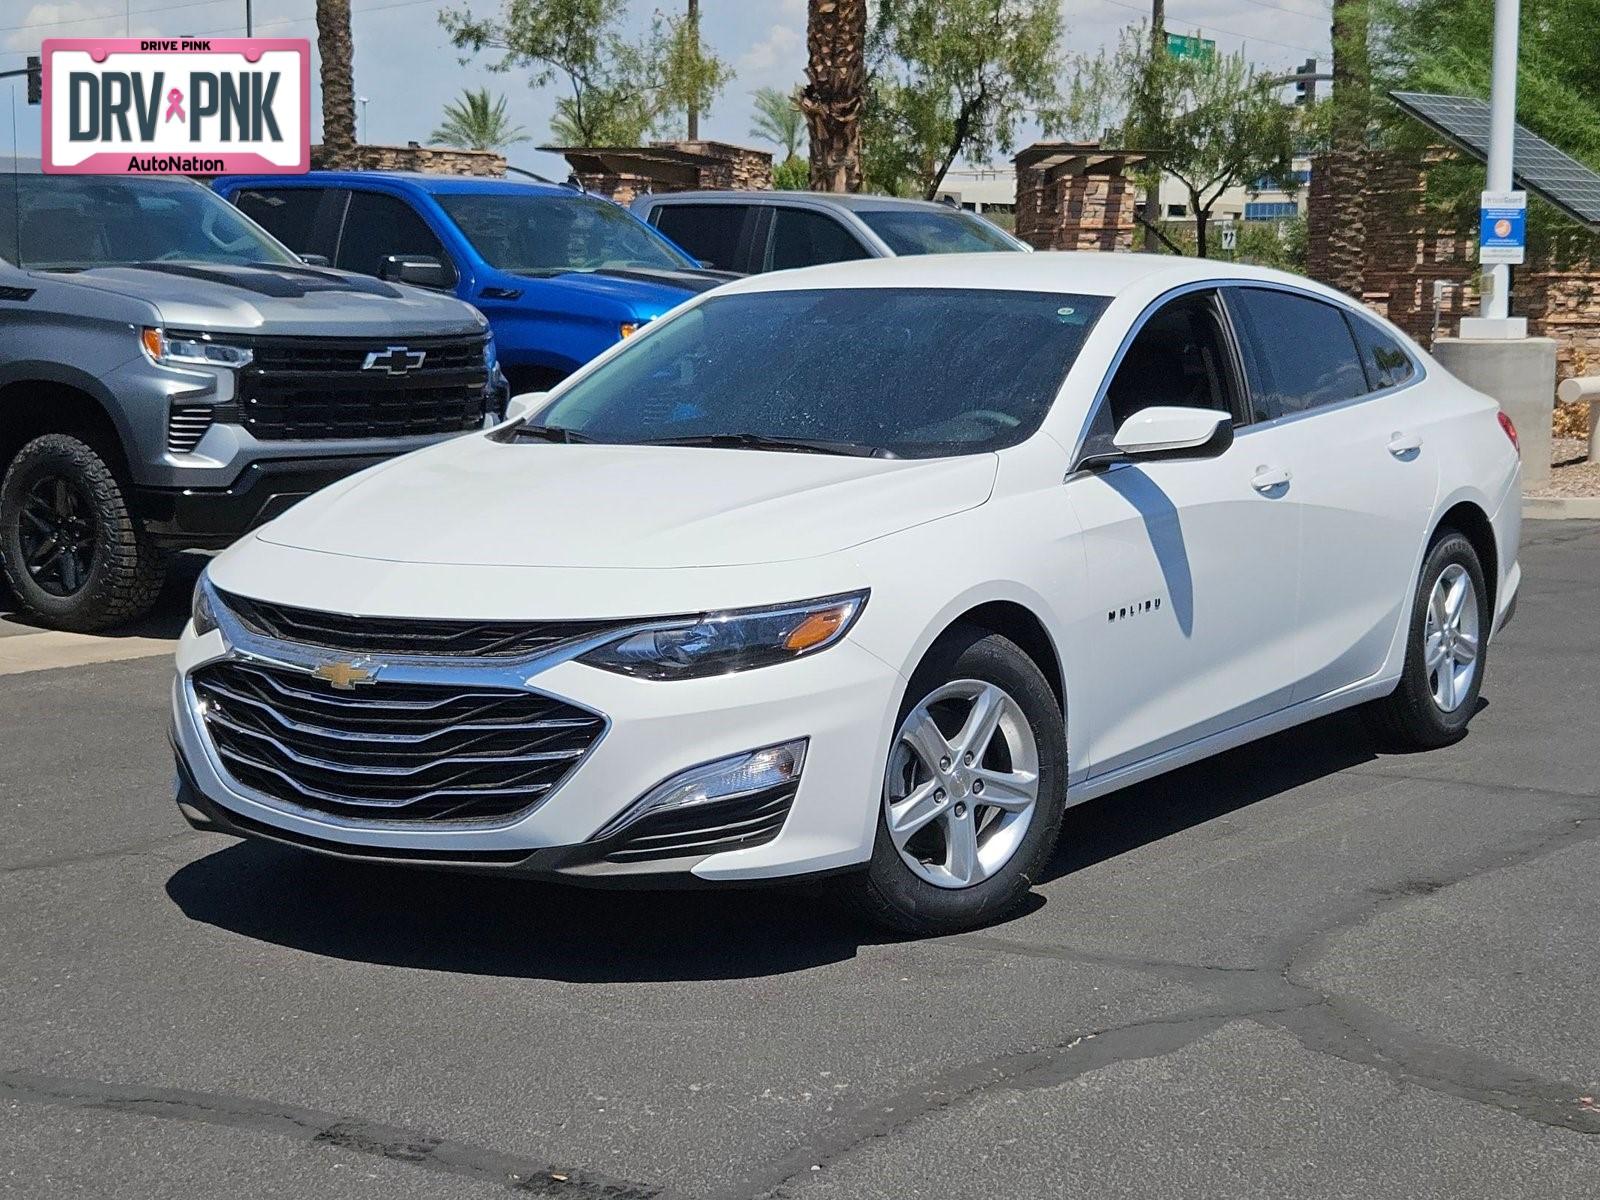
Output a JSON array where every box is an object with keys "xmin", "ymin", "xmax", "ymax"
[{"xmin": 0, "ymin": 166, "xmax": 502, "ymax": 631}]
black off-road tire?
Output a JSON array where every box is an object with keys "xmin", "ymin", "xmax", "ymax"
[
  {"xmin": 0, "ymin": 434, "xmax": 166, "ymax": 632},
  {"xmin": 1363, "ymin": 529, "xmax": 1489, "ymax": 751},
  {"xmin": 849, "ymin": 626, "xmax": 1068, "ymax": 936}
]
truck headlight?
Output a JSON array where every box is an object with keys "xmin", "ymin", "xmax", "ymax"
[
  {"xmin": 579, "ymin": 591, "xmax": 868, "ymax": 681},
  {"xmin": 142, "ymin": 327, "xmax": 253, "ymax": 369}
]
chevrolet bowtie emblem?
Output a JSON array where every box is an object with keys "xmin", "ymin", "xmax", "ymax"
[{"xmin": 310, "ymin": 660, "xmax": 377, "ymax": 689}]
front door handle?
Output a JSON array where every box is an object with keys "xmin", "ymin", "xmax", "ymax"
[
  {"xmin": 1388, "ymin": 431, "xmax": 1423, "ymax": 457},
  {"xmin": 1251, "ymin": 465, "xmax": 1292, "ymax": 493}
]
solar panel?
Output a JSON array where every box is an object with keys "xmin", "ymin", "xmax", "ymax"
[{"xmin": 1388, "ymin": 90, "xmax": 1600, "ymax": 230}]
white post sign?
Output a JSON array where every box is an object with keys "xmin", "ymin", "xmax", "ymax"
[{"xmin": 42, "ymin": 37, "xmax": 310, "ymax": 174}]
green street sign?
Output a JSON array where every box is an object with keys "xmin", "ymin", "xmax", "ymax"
[{"xmin": 1165, "ymin": 33, "xmax": 1216, "ymax": 62}]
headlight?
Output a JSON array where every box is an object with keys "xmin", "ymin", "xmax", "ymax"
[
  {"xmin": 579, "ymin": 591, "xmax": 868, "ymax": 681},
  {"xmin": 191, "ymin": 575, "xmax": 219, "ymax": 636},
  {"xmin": 141, "ymin": 327, "xmax": 253, "ymax": 369}
]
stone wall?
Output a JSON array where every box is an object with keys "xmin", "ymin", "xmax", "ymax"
[
  {"xmin": 658, "ymin": 140, "xmax": 773, "ymax": 191},
  {"xmin": 1307, "ymin": 149, "xmax": 1600, "ymax": 435},
  {"xmin": 1013, "ymin": 144, "xmax": 1142, "ymax": 252},
  {"xmin": 552, "ymin": 141, "xmax": 773, "ymax": 205},
  {"xmin": 311, "ymin": 144, "xmax": 506, "ymax": 176}
]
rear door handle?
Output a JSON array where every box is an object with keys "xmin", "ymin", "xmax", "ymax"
[
  {"xmin": 1251, "ymin": 465, "xmax": 1292, "ymax": 493},
  {"xmin": 1388, "ymin": 431, "xmax": 1423, "ymax": 456}
]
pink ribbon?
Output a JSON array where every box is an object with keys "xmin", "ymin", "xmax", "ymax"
[{"xmin": 164, "ymin": 88, "xmax": 185, "ymax": 123}]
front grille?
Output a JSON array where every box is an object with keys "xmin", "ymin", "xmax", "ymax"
[
  {"xmin": 219, "ymin": 590, "xmax": 634, "ymax": 659},
  {"xmin": 192, "ymin": 661, "xmax": 603, "ymax": 823},
  {"xmin": 226, "ymin": 332, "xmax": 489, "ymax": 442},
  {"xmin": 167, "ymin": 404, "xmax": 215, "ymax": 453},
  {"xmin": 599, "ymin": 785, "xmax": 796, "ymax": 864}
]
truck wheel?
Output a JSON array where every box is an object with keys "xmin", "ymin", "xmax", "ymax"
[{"xmin": 0, "ymin": 434, "xmax": 166, "ymax": 632}]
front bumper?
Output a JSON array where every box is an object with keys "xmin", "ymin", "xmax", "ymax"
[{"xmin": 170, "ymin": 619, "xmax": 905, "ymax": 884}]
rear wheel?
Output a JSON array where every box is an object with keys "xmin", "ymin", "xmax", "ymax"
[
  {"xmin": 850, "ymin": 627, "xmax": 1067, "ymax": 935},
  {"xmin": 0, "ymin": 434, "xmax": 166, "ymax": 632},
  {"xmin": 1364, "ymin": 530, "xmax": 1489, "ymax": 750}
]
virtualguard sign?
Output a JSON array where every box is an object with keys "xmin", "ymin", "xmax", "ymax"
[{"xmin": 42, "ymin": 38, "xmax": 309, "ymax": 174}]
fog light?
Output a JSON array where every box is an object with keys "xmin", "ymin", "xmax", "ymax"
[{"xmin": 592, "ymin": 739, "xmax": 807, "ymax": 841}]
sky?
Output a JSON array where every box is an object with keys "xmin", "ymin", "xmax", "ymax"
[{"xmin": 0, "ymin": 0, "xmax": 1333, "ymax": 175}]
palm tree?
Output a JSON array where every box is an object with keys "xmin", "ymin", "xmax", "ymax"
[
  {"xmin": 799, "ymin": 0, "xmax": 867, "ymax": 192},
  {"xmin": 1325, "ymin": 0, "xmax": 1369, "ymax": 298},
  {"xmin": 750, "ymin": 86, "xmax": 805, "ymax": 161},
  {"xmin": 315, "ymin": 0, "xmax": 358, "ymax": 168},
  {"xmin": 431, "ymin": 88, "xmax": 531, "ymax": 152}
]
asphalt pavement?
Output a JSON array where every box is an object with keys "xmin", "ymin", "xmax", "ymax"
[{"xmin": 2, "ymin": 523, "xmax": 1598, "ymax": 1199}]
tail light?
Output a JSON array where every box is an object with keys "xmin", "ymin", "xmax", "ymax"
[{"xmin": 1497, "ymin": 411, "xmax": 1520, "ymax": 454}]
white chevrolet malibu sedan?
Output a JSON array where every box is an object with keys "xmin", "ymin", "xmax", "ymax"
[{"xmin": 172, "ymin": 253, "xmax": 1522, "ymax": 933}]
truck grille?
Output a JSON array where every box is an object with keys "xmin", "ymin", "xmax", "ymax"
[
  {"xmin": 192, "ymin": 661, "xmax": 603, "ymax": 824},
  {"xmin": 218, "ymin": 590, "xmax": 633, "ymax": 659},
  {"xmin": 228, "ymin": 332, "xmax": 489, "ymax": 442}
]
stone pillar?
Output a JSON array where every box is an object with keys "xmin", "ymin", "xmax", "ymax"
[{"xmin": 1433, "ymin": 337, "xmax": 1558, "ymax": 486}]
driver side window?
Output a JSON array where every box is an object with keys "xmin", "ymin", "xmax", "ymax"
[{"xmin": 1080, "ymin": 290, "xmax": 1244, "ymax": 461}]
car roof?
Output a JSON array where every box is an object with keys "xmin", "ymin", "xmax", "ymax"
[
  {"xmin": 219, "ymin": 170, "xmax": 581, "ymax": 199},
  {"xmin": 711, "ymin": 251, "xmax": 1355, "ymax": 303},
  {"xmin": 637, "ymin": 190, "xmax": 979, "ymax": 214}
]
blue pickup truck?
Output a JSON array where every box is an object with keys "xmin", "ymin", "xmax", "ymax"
[{"xmin": 213, "ymin": 171, "xmax": 736, "ymax": 394}]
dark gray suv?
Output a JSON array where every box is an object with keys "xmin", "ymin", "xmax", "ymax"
[
  {"xmin": 631, "ymin": 191, "xmax": 1026, "ymax": 274},
  {"xmin": 0, "ymin": 167, "xmax": 501, "ymax": 631}
]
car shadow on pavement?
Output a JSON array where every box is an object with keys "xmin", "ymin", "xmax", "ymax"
[
  {"xmin": 165, "ymin": 709, "xmax": 1412, "ymax": 983},
  {"xmin": 0, "ymin": 550, "xmax": 205, "ymax": 639}
]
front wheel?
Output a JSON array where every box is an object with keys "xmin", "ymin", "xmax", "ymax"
[
  {"xmin": 1363, "ymin": 530, "xmax": 1490, "ymax": 750},
  {"xmin": 0, "ymin": 434, "xmax": 166, "ymax": 632},
  {"xmin": 849, "ymin": 627, "xmax": 1068, "ymax": 935}
]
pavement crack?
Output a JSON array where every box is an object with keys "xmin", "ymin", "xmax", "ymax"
[
  {"xmin": 0, "ymin": 831, "xmax": 205, "ymax": 877},
  {"xmin": 0, "ymin": 1070, "xmax": 676, "ymax": 1198}
]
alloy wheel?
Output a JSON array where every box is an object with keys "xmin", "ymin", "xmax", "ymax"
[
  {"xmin": 883, "ymin": 679, "xmax": 1041, "ymax": 889},
  {"xmin": 1424, "ymin": 562, "xmax": 1479, "ymax": 713},
  {"xmin": 17, "ymin": 474, "xmax": 97, "ymax": 597}
]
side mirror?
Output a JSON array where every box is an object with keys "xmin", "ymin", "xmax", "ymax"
[
  {"xmin": 380, "ymin": 254, "xmax": 452, "ymax": 290},
  {"xmin": 299, "ymin": 252, "xmax": 330, "ymax": 267},
  {"xmin": 504, "ymin": 391, "xmax": 549, "ymax": 424},
  {"xmin": 1111, "ymin": 406, "xmax": 1233, "ymax": 461}
]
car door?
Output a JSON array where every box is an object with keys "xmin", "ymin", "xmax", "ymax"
[
  {"xmin": 333, "ymin": 190, "xmax": 459, "ymax": 288},
  {"xmin": 648, "ymin": 202, "xmax": 755, "ymax": 272},
  {"xmin": 759, "ymin": 205, "xmax": 874, "ymax": 271},
  {"xmin": 229, "ymin": 185, "xmax": 346, "ymax": 263},
  {"xmin": 1223, "ymin": 286, "xmax": 1440, "ymax": 700},
  {"xmin": 1064, "ymin": 288, "xmax": 1304, "ymax": 776}
]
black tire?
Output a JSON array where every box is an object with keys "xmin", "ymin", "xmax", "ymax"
[
  {"xmin": 0, "ymin": 433, "xmax": 166, "ymax": 632},
  {"xmin": 849, "ymin": 626, "xmax": 1068, "ymax": 935},
  {"xmin": 1363, "ymin": 529, "xmax": 1490, "ymax": 751}
]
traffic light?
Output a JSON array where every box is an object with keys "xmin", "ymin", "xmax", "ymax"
[
  {"xmin": 1294, "ymin": 58, "xmax": 1316, "ymax": 107},
  {"xmin": 26, "ymin": 55, "xmax": 40, "ymax": 105}
]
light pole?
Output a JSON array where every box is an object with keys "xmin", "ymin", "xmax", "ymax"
[
  {"xmin": 1479, "ymin": 0, "xmax": 1520, "ymax": 323},
  {"xmin": 359, "ymin": 96, "xmax": 369, "ymax": 145},
  {"xmin": 245, "ymin": 0, "xmax": 252, "ymax": 36}
]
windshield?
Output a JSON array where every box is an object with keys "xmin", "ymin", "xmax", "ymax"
[
  {"xmin": 0, "ymin": 174, "xmax": 296, "ymax": 269},
  {"xmin": 857, "ymin": 208, "xmax": 1019, "ymax": 255},
  {"xmin": 436, "ymin": 192, "xmax": 691, "ymax": 275},
  {"xmin": 536, "ymin": 287, "xmax": 1108, "ymax": 459}
]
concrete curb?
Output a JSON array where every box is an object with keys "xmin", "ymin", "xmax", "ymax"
[
  {"xmin": 0, "ymin": 632, "xmax": 175, "ymax": 676},
  {"xmin": 1522, "ymin": 495, "xmax": 1600, "ymax": 520}
]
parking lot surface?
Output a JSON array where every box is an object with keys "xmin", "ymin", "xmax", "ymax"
[{"xmin": 3, "ymin": 522, "xmax": 1597, "ymax": 1199}]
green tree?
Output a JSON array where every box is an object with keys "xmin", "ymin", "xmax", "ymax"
[
  {"xmin": 866, "ymin": 0, "xmax": 1064, "ymax": 200},
  {"xmin": 1071, "ymin": 25, "xmax": 1300, "ymax": 257},
  {"xmin": 439, "ymin": 0, "xmax": 732, "ymax": 146},
  {"xmin": 750, "ymin": 86, "xmax": 805, "ymax": 160},
  {"xmin": 430, "ymin": 87, "xmax": 531, "ymax": 151},
  {"xmin": 772, "ymin": 156, "xmax": 811, "ymax": 190}
]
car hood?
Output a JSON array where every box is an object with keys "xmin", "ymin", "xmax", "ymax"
[
  {"xmin": 499, "ymin": 265, "xmax": 738, "ymax": 315},
  {"xmin": 43, "ymin": 262, "xmax": 484, "ymax": 337},
  {"xmin": 256, "ymin": 435, "xmax": 997, "ymax": 569}
]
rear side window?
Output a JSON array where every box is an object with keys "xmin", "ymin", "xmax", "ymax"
[
  {"xmin": 764, "ymin": 208, "xmax": 871, "ymax": 271},
  {"xmin": 336, "ymin": 191, "xmax": 455, "ymax": 284},
  {"xmin": 651, "ymin": 204, "xmax": 747, "ymax": 271},
  {"xmin": 232, "ymin": 188, "xmax": 324, "ymax": 255},
  {"xmin": 1348, "ymin": 314, "xmax": 1416, "ymax": 390},
  {"xmin": 1224, "ymin": 287, "xmax": 1368, "ymax": 419}
]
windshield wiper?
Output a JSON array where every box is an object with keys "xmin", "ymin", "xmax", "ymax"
[
  {"xmin": 640, "ymin": 432, "xmax": 890, "ymax": 458},
  {"xmin": 510, "ymin": 423, "xmax": 598, "ymax": 444}
]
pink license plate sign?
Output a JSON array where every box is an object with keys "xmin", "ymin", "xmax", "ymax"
[{"xmin": 42, "ymin": 38, "xmax": 310, "ymax": 174}]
